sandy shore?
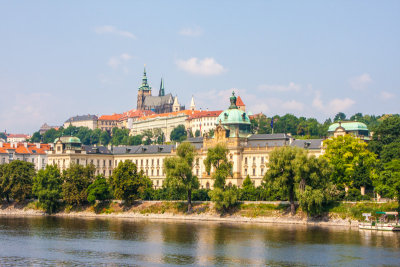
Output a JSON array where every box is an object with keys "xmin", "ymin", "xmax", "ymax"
[{"xmin": 0, "ymin": 203, "xmax": 359, "ymax": 228}]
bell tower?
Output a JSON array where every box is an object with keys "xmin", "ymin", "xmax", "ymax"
[{"xmin": 137, "ymin": 67, "xmax": 152, "ymax": 110}]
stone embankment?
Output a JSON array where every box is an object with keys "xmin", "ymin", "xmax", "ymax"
[{"xmin": 0, "ymin": 201, "xmax": 360, "ymax": 227}]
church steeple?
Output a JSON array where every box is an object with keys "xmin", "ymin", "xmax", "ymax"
[
  {"xmin": 159, "ymin": 78, "xmax": 165, "ymax": 96},
  {"xmin": 190, "ymin": 95, "xmax": 196, "ymax": 111},
  {"xmin": 139, "ymin": 66, "xmax": 151, "ymax": 91}
]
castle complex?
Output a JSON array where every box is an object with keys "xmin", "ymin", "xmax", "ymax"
[{"xmin": 136, "ymin": 68, "xmax": 184, "ymax": 114}]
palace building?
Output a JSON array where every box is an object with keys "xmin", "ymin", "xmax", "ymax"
[{"xmin": 48, "ymin": 92, "xmax": 323, "ymax": 189}]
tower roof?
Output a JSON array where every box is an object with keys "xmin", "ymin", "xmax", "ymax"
[
  {"xmin": 139, "ymin": 67, "xmax": 151, "ymax": 91},
  {"xmin": 236, "ymin": 96, "xmax": 245, "ymax": 106},
  {"xmin": 190, "ymin": 95, "xmax": 196, "ymax": 110},
  {"xmin": 159, "ymin": 78, "xmax": 165, "ymax": 96}
]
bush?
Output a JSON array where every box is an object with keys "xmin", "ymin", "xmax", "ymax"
[
  {"xmin": 87, "ymin": 176, "xmax": 112, "ymax": 204},
  {"xmin": 209, "ymin": 187, "xmax": 239, "ymax": 212}
]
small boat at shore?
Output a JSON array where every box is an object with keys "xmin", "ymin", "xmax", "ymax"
[{"xmin": 359, "ymin": 211, "xmax": 400, "ymax": 231}]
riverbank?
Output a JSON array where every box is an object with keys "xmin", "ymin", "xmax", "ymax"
[{"xmin": 1, "ymin": 200, "xmax": 398, "ymax": 227}]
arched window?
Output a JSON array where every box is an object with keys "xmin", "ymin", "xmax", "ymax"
[{"xmin": 206, "ymin": 182, "xmax": 210, "ymax": 189}]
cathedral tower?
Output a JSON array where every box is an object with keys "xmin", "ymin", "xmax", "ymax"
[{"xmin": 137, "ymin": 67, "xmax": 152, "ymax": 110}]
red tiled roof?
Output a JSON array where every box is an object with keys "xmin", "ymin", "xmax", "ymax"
[
  {"xmin": 7, "ymin": 134, "xmax": 30, "ymax": 138},
  {"xmin": 119, "ymin": 109, "xmax": 156, "ymax": 121},
  {"xmin": 187, "ymin": 110, "xmax": 222, "ymax": 120},
  {"xmin": 0, "ymin": 143, "xmax": 51, "ymax": 155},
  {"xmin": 236, "ymin": 96, "xmax": 245, "ymax": 106},
  {"xmin": 137, "ymin": 110, "xmax": 201, "ymax": 121},
  {"xmin": 98, "ymin": 114, "xmax": 123, "ymax": 121}
]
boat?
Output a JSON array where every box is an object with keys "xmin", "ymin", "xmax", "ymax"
[{"xmin": 359, "ymin": 211, "xmax": 400, "ymax": 231}]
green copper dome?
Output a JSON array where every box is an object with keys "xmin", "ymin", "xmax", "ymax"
[
  {"xmin": 217, "ymin": 92, "xmax": 251, "ymax": 138},
  {"xmin": 53, "ymin": 136, "xmax": 81, "ymax": 144},
  {"xmin": 328, "ymin": 121, "xmax": 368, "ymax": 132}
]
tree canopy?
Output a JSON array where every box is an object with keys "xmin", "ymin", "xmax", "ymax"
[
  {"xmin": 164, "ymin": 142, "xmax": 199, "ymax": 211},
  {"xmin": 62, "ymin": 163, "xmax": 95, "ymax": 206},
  {"xmin": 33, "ymin": 164, "xmax": 62, "ymax": 213},
  {"xmin": 0, "ymin": 160, "xmax": 35, "ymax": 202}
]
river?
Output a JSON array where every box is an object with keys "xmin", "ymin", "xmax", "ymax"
[{"xmin": 0, "ymin": 216, "xmax": 399, "ymax": 266}]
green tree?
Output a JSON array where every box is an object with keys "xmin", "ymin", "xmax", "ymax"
[
  {"xmin": 240, "ymin": 175, "xmax": 258, "ymax": 201},
  {"xmin": 164, "ymin": 142, "xmax": 199, "ymax": 212},
  {"xmin": 0, "ymin": 161, "xmax": 35, "ymax": 202},
  {"xmin": 33, "ymin": 165, "xmax": 62, "ymax": 214},
  {"xmin": 323, "ymin": 135, "xmax": 378, "ymax": 190},
  {"xmin": 208, "ymin": 186, "xmax": 239, "ymax": 212},
  {"xmin": 263, "ymin": 146, "xmax": 333, "ymax": 215},
  {"xmin": 204, "ymin": 143, "xmax": 232, "ymax": 189},
  {"xmin": 87, "ymin": 176, "xmax": 112, "ymax": 204},
  {"xmin": 99, "ymin": 131, "xmax": 111, "ymax": 145},
  {"xmin": 373, "ymin": 159, "xmax": 400, "ymax": 207},
  {"xmin": 334, "ymin": 112, "xmax": 346, "ymax": 122},
  {"xmin": 0, "ymin": 132, "xmax": 7, "ymax": 141},
  {"xmin": 368, "ymin": 115, "xmax": 400, "ymax": 162},
  {"xmin": 30, "ymin": 131, "xmax": 42, "ymax": 143},
  {"xmin": 170, "ymin": 125, "xmax": 187, "ymax": 142},
  {"xmin": 62, "ymin": 163, "xmax": 95, "ymax": 206},
  {"xmin": 195, "ymin": 129, "xmax": 201, "ymax": 137},
  {"xmin": 110, "ymin": 160, "xmax": 152, "ymax": 204}
]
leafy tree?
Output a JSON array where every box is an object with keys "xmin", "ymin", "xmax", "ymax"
[
  {"xmin": 0, "ymin": 132, "xmax": 7, "ymax": 141},
  {"xmin": 369, "ymin": 115, "xmax": 400, "ymax": 162},
  {"xmin": 33, "ymin": 165, "xmax": 62, "ymax": 214},
  {"xmin": 99, "ymin": 131, "xmax": 111, "ymax": 145},
  {"xmin": 170, "ymin": 125, "xmax": 187, "ymax": 142},
  {"xmin": 87, "ymin": 176, "xmax": 112, "ymax": 204},
  {"xmin": 263, "ymin": 146, "xmax": 333, "ymax": 215},
  {"xmin": 43, "ymin": 128, "xmax": 62, "ymax": 143},
  {"xmin": 323, "ymin": 135, "xmax": 378, "ymax": 190},
  {"xmin": 62, "ymin": 163, "xmax": 95, "ymax": 206},
  {"xmin": 0, "ymin": 163, "xmax": 9, "ymax": 201},
  {"xmin": 111, "ymin": 128, "xmax": 130, "ymax": 146},
  {"xmin": 373, "ymin": 159, "xmax": 400, "ymax": 207},
  {"xmin": 30, "ymin": 132, "xmax": 42, "ymax": 143},
  {"xmin": 164, "ymin": 142, "xmax": 199, "ymax": 211},
  {"xmin": 240, "ymin": 175, "xmax": 258, "ymax": 201},
  {"xmin": 209, "ymin": 186, "xmax": 239, "ymax": 212},
  {"xmin": 110, "ymin": 160, "xmax": 152, "ymax": 204},
  {"xmin": 334, "ymin": 112, "xmax": 346, "ymax": 122},
  {"xmin": 0, "ymin": 161, "xmax": 35, "ymax": 202},
  {"xmin": 204, "ymin": 143, "xmax": 232, "ymax": 189},
  {"xmin": 195, "ymin": 129, "xmax": 201, "ymax": 137}
]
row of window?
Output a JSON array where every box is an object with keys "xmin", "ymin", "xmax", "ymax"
[
  {"xmin": 244, "ymin": 167, "xmax": 265, "ymax": 177},
  {"xmin": 244, "ymin": 156, "xmax": 266, "ymax": 165},
  {"xmin": 115, "ymin": 158, "xmax": 163, "ymax": 167}
]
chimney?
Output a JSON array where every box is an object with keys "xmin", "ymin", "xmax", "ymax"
[
  {"xmin": 24, "ymin": 142, "xmax": 28, "ymax": 148},
  {"xmin": 0, "ymin": 142, "xmax": 2, "ymax": 148}
]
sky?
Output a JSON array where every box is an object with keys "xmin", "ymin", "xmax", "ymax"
[{"xmin": 0, "ymin": 1, "xmax": 399, "ymax": 134}]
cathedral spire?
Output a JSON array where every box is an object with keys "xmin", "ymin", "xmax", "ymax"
[
  {"xmin": 139, "ymin": 66, "xmax": 151, "ymax": 91},
  {"xmin": 159, "ymin": 78, "xmax": 165, "ymax": 96},
  {"xmin": 190, "ymin": 95, "xmax": 196, "ymax": 111}
]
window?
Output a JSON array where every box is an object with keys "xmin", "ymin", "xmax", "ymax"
[
  {"xmin": 157, "ymin": 169, "xmax": 159, "ymax": 176},
  {"xmin": 136, "ymin": 159, "xmax": 138, "ymax": 165},
  {"xmin": 230, "ymin": 154, "xmax": 233, "ymax": 160},
  {"xmin": 244, "ymin": 169, "xmax": 247, "ymax": 175},
  {"xmin": 109, "ymin": 160, "xmax": 112, "ymax": 166},
  {"xmin": 77, "ymin": 159, "xmax": 80, "ymax": 164},
  {"xmin": 115, "ymin": 160, "xmax": 117, "ymax": 166},
  {"xmin": 157, "ymin": 159, "xmax": 159, "ymax": 166},
  {"xmin": 146, "ymin": 159, "xmax": 148, "ymax": 166},
  {"xmin": 206, "ymin": 182, "xmax": 210, "ymax": 189},
  {"xmin": 253, "ymin": 168, "xmax": 256, "ymax": 176},
  {"xmin": 253, "ymin": 157, "xmax": 256, "ymax": 164},
  {"xmin": 196, "ymin": 169, "xmax": 199, "ymax": 176},
  {"xmin": 31, "ymin": 158, "xmax": 34, "ymax": 163},
  {"xmin": 97, "ymin": 160, "xmax": 100, "ymax": 166},
  {"xmin": 103, "ymin": 160, "xmax": 105, "ymax": 166},
  {"xmin": 152, "ymin": 159, "xmax": 154, "ymax": 166},
  {"xmin": 261, "ymin": 168, "xmax": 264, "ymax": 176},
  {"xmin": 103, "ymin": 170, "xmax": 105, "ymax": 175},
  {"xmin": 109, "ymin": 170, "xmax": 112, "ymax": 176},
  {"xmin": 141, "ymin": 159, "xmax": 143, "ymax": 166},
  {"xmin": 151, "ymin": 169, "xmax": 154, "ymax": 176},
  {"xmin": 245, "ymin": 157, "xmax": 247, "ymax": 164},
  {"xmin": 261, "ymin": 157, "xmax": 264, "ymax": 164}
]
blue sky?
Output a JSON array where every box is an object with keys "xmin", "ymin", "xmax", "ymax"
[{"xmin": 0, "ymin": 1, "xmax": 399, "ymax": 134}]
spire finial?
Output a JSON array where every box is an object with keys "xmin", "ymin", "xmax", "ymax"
[
  {"xmin": 159, "ymin": 77, "xmax": 165, "ymax": 96},
  {"xmin": 229, "ymin": 91, "xmax": 237, "ymax": 109}
]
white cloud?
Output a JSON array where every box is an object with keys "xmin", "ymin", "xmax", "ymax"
[
  {"xmin": 95, "ymin": 25, "xmax": 136, "ymax": 39},
  {"xmin": 380, "ymin": 91, "xmax": 395, "ymax": 100},
  {"xmin": 349, "ymin": 73, "xmax": 372, "ymax": 90},
  {"xmin": 176, "ymin": 57, "xmax": 226, "ymax": 76},
  {"xmin": 282, "ymin": 100, "xmax": 304, "ymax": 111},
  {"xmin": 107, "ymin": 53, "xmax": 132, "ymax": 69},
  {"xmin": 312, "ymin": 90, "xmax": 324, "ymax": 110},
  {"xmin": 258, "ymin": 82, "xmax": 301, "ymax": 92},
  {"xmin": 312, "ymin": 91, "xmax": 355, "ymax": 115},
  {"xmin": 179, "ymin": 26, "xmax": 203, "ymax": 37},
  {"xmin": 327, "ymin": 98, "xmax": 355, "ymax": 114}
]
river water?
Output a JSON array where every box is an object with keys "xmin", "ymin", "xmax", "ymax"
[{"xmin": 0, "ymin": 216, "xmax": 399, "ymax": 266}]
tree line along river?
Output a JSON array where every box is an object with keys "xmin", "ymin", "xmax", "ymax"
[{"xmin": 0, "ymin": 216, "xmax": 399, "ymax": 266}]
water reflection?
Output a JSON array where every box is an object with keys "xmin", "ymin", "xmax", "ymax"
[{"xmin": 0, "ymin": 216, "xmax": 399, "ymax": 266}]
